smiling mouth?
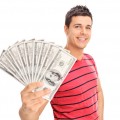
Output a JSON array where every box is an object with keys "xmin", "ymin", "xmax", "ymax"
[{"xmin": 77, "ymin": 37, "xmax": 87, "ymax": 42}]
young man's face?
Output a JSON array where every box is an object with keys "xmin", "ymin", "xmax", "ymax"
[{"xmin": 64, "ymin": 16, "xmax": 92, "ymax": 50}]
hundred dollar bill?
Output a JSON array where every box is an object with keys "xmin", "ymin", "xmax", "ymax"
[
  {"xmin": 37, "ymin": 44, "xmax": 61, "ymax": 81},
  {"xmin": 17, "ymin": 41, "xmax": 29, "ymax": 83},
  {"xmin": 7, "ymin": 42, "xmax": 28, "ymax": 83},
  {"xmin": 31, "ymin": 40, "xmax": 35, "ymax": 82},
  {"xmin": 38, "ymin": 49, "xmax": 77, "ymax": 100},
  {"xmin": 0, "ymin": 61, "xmax": 14, "ymax": 77},
  {"xmin": 35, "ymin": 42, "xmax": 52, "ymax": 82},
  {"xmin": 24, "ymin": 39, "xmax": 35, "ymax": 83},
  {"xmin": 0, "ymin": 61, "xmax": 25, "ymax": 85},
  {"xmin": 0, "ymin": 50, "xmax": 26, "ymax": 85},
  {"xmin": 33, "ymin": 40, "xmax": 44, "ymax": 82}
]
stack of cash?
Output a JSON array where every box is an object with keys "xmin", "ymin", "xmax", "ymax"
[{"xmin": 0, "ymin": 39, "xmax": 76, "ymax": 100}]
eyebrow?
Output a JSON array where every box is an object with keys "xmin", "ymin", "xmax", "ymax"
[{"xmin": 74, "ymin": 24, "xmax": 92, "ymax": 27}]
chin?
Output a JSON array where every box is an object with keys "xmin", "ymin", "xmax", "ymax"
[
  {"xmin": 77, "ymin": 45, "xmax": 87, "ymax": 49},
  {"xmin": 80, "ymin": 43, "xmax": 88, "ymax": 49}
]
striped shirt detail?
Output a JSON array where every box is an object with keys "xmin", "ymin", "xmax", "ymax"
[{"xmin": 51, "ymin": 54, "xmax": 99, "ymax": 120}]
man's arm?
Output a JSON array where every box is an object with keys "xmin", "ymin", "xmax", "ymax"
[
  {"xmin": 19, "ymin": 82, "xmax": 51, "ymax": 120},
  {"xmin": 97, "ymin": 79, "xmax": 104, "ymax": 120},
  {"xmin": 19, "ymin": 100, "xmax": 48, "ymax": 120}
]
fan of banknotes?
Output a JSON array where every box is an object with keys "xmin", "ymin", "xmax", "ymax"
[{"xmin": 0, "ymin": 39, "xmax": 76, "ymax": 100}]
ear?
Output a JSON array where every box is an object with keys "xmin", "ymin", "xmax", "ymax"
[{"xmin": 64, "ymin": 25, "xmax": 69, "ymax": 35}]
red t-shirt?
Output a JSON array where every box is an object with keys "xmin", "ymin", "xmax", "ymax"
[{"xmin": 51, "ymin": 54, "xmax": 99, "ymax": 120}]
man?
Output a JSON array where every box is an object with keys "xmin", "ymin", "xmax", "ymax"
[{"xmin": 19, "ymin": 5, "xmax": 104, "ymax": 120}]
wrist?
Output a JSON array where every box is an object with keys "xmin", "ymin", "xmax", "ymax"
[{"xmin": 19, "ymin": 107, "xmax": 39, "ymax": 120}]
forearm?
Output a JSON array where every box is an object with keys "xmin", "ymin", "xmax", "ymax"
[
  {"xmin": 19, "ymin": 82, "xmax": 50, "ymax": 120},
  {"xmin": 98, "ymin": 89, "xmax": 104, "ymax": 120},
  {"xmin": 19, "ymin": 100, "xmax": 48, "ymax": 120}
]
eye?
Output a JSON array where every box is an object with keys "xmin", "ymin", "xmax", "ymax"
[
  {"xmin": 74, "ymin": 25, "xmax": 81, "ymax": 29},
  {"xmin": 86, "ymin": 26, "xmax": 91, "ymax": 30},
  {"xmin": 51, "ymin": 72, "xmax": 54, "ymax": 75},
  {"xmin": 55, "ymin": 75, "xmax": 57, "ymax": 77}
]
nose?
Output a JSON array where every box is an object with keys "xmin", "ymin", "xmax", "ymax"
[{"xmin": 80, "ymin": 28, "xmax": 86, "ymax": 35}]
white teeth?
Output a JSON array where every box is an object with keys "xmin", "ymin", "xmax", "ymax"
[{"xmin": 78, "ymin": 38, "xmax": 85, "ymax": 41}]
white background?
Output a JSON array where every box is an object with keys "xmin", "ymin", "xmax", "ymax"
[{"xmin": 0, "ymin": 0, "xmax": 120, "ymax": 119}]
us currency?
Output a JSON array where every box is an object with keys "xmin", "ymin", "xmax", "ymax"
[
  {"xmin": 33, "ymin": 40, "xmax": 44, "ymax": 82},
  {"xmin": 17, "ymin": 40, "xmax": 29, "ymax": 83},
  {"xmin": 37, "ymin": 44, "xmax": 61, "ymax": 81},
  {"xmin": 24, "ymin": 41, "xmax": 31, "ymax": 83},
  {"xmin": 0, "ymin": 60, "xmax": 5, "ymax": 69},
  {"xmin": 7, "ymin": 42, "xmax": 28, "ymax": 83},
  {"xmin": 0, "ymin": 61, "xmax": 25, "ymax": 85},
  {"xmin": 35, "ymin": 42, "xmax": 52, "ymax": 82},
  {"xmin": 0, "ymin": 50, "xmax": 26, "ymax": 85},
  {"xmin": 1, "ymin": 50, "xmax": 21, "ymax": 78},
  {"xmin": 32, "ymin": 40, "xmax": 35, "ymax": 82},
  {"xmin": 38, "ymin": 49, "xmax": 77, "ymax": 100},
  {"xmin": 0, "ymin": 39, "xmax": 77, "ymax": 92},
  {"xmin": 24, "ymin": 39, "xmax": 35, "ymax": 83},
  {"xmin": 0, "ymin": 62, "xmax": 14, "ymax": 77}
]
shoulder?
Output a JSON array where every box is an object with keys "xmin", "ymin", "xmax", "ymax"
[
  {"xmin": 83, "ymin": 53, "xmax": 94, "ymax": 60},
  {"xmin": 84, "ymin": 53, "xmax": 98, "ymax": 75},
  {"xmin": 83, "ymin": 53, "xmax": 96, "ymax": 64}
]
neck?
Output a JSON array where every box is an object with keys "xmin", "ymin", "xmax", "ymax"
[{"xmin": 65, "ymin": 45, "xmax": 84, "ymax": 60}]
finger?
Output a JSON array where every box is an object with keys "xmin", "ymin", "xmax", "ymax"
[
  {"xmin": 29, "ymin": 97, "xmax": 45, "ymax": 106},
  {"xmin": 21, "ymin": 82, "xmax": 43, "ymax": 94},
  {"xmin": 27, "ymin": 99, "xmax": 48, "ymax": 112},
  {"xmin": 24, "ymin": 88, "xmax": 51, "ymax": 101},
  {"xmin": 32, "ymin": 99, "xmax": 48, "ymax": 112},
  {"xmin": 22, "ymin": 98, "xmax": 48, "ymax": 113}
]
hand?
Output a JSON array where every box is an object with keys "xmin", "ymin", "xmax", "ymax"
[{"xmin": 19, "ymin": 82, "xmax": 51, "ymax": 120}]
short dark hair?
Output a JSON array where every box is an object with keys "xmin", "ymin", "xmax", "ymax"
[{"xmin": 65, "ymin": 5, "xmax": 93, "ymax": 27}]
